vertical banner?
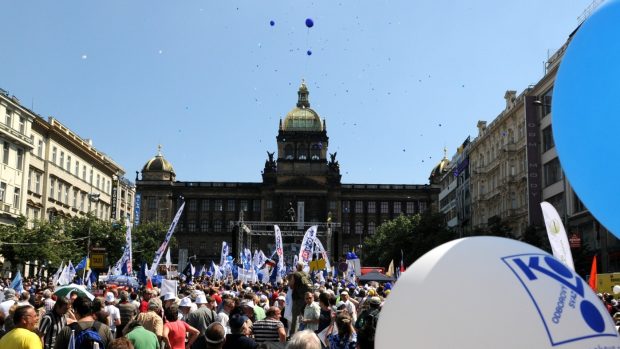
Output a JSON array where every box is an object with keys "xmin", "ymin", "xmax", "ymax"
[
  {"xmin": 297, "ymin": 201, "xmax": 305, "ymax": 229},
  {"xmin": 147, "ymin": 201, "xmax": 185, "ymax": 278},
  {"xmin": 178, "ymin": 249, "xmax": 188, "ymax": 277},
  {"xmin": 220, "ymin": 242, "xmax": 229, "ymax": 267},
  {"xmin": 525, "ymin": 96, "xmax": 543, "ymax": 226},
  {"xmin": 298, "ymin": 225, "xmax": 318, "ymax": 264},
  {"xmin": 134, "ymin": 193, "xmax": 141, "ymax": 226},
  {"xmin": 540, "ymin": 201, "xmax": 574, "ymax": 270},
  {"xmin": 111, "ymin": 181, "xmax": 118, "ymax": 220},
  {"xmin": 125, "ymin": 217, "xmax": 132, "ymax": 274},
  {"xmin": 274, "ymin": 225, "xmax": 285, "ymax": 281}
]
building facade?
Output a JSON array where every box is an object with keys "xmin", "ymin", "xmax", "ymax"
[
  {"xmin": 0, "ymin": 91, "xmax": 34, "ymax": 225},
  {"xmin": 136, "ymin": 82, "xmax": 438, "ymax": 264}
]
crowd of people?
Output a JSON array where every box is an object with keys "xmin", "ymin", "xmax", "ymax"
[{"xmin": 0, "ymin": 262, "xmax": 390, "ymax": 349}]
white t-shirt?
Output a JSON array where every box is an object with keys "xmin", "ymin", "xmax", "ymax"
[
  {"xmin": 0, "ymin": 299, "xmax": 15, "ymax": 318},
  {"xmin": 105, "ymin": 304, "xmax": 121, "ymax": 332},
  {"xmin": 216, "ymin": 311, "xmax": 230, "ymax": 334}
]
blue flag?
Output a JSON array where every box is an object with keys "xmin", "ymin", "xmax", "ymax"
[
  {"xmin": 11, "ymin": 271, "xmax": 24, "ymax": 293},
  {"xmin": 75, "ymin": 256, "xmax": 88, "ymax": 271}
]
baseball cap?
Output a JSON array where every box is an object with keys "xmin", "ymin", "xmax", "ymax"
[
  {"xmin": 277, "ymin": 295, "xmax": 286, "ymax": 301},
  {"xmin": 163, "ymin": 292, "xmax": 176, "ymax": 301},
  {"xmin": 229, "ymin": 314, "xmax": 249, "ymax": 330},
  {"xmin": 241, "ymin": 299, "xmax": 255, "ymax": 308}
]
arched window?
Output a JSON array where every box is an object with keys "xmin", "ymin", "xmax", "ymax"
[
  {"xmin": 310, "ymin": 143, "xmax": 321, "ymax": 160},
  {"xmin": 284, "ymin": 144, "xmax": 294, "ymax": 160},
  {"xmin": 297, "ymin": 143, "xmax": 308, "ymax": 160}
]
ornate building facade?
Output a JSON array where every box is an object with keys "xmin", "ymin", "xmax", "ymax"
[{"xmin": 136, "ymin": 82, "xmax": 438, "ymax": 264}]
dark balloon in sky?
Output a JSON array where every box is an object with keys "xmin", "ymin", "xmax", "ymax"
[
  {"xmin": 307, "ymin": 50, "xmax": 312, "ymax": 56},
  {"xmin": 270, "ymin": 20, "xmax": 275, "ymax": 26},
  {"xmin": 305, "ymin": 18, "xmax": 314, "ymax": 28}
]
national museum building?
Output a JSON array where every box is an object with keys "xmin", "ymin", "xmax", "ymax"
[{"xmin": 136, "ymin": 82, "xmax": 438, "ymax": 263}]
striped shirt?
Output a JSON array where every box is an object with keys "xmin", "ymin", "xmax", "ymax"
[
  {"xmin": 252, "ymin": 318, "xmax": 283, "ymax": 343},
  {"xmin": 39, "ymin": 309, "xmax": 66, "ymax": 349}
]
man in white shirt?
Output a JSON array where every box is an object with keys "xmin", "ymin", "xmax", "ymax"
[
  {"xmin": 340, "ymin": 291, "xmax": 357, "ymax": 323},
  {"xmin": 0, "ymin": 289, "xmax": 17, "ymax": 319},
  {"xmin": 104, "ymin": 292, "xmax": 121, "ymax": 336}
]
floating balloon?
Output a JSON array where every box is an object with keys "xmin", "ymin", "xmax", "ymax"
[
  {"xmin": 305, "ymin": 18, "xmax": 314, "ymax": 28},
  {"xmin": 306, "ymin": 50, "xmax": 312, "ymax": 56},
  {"xmin": 269, "ymin": 20, "xmax": 275, "ymax": 26},
  {"xmin": 553, "ymin": 1, "xmax": 620, "ymax": 238},
  {"xmin": 614, "ymin": 285, "xmax": 620, "ymax": 295},
  {"xmin": 376, "ymin": 237, "xmax": 620, "ymax": 348}
]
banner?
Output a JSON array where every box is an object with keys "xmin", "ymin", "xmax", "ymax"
[
  {"xmin": 148, "ymin": 201, "xmax": 185, "ymax": 278},
  {"xmin": 134, "ymin": 193, "xmax": 141, "ymax": 226},
  {"xmin": 125, "ymin": 218, "xmax": 133, "ymax": 274},
  {"xmin": 298, "ymin": 225, "xmax": 318, "ymax": 264},
  {"xmin": 274, "ymin": 225, "xmax": 284, "ymax": 281},
  {"xmin": 220, "ymin": 241, "xmax": 229, "ymax": 267},
  {"xmin": 540, "ymin": 201, "xmax": 575, "ymax": 270},
  {"xmin": 313, "ymin": 238, "xmax": 331, "ymax": 271},
  {"xmin": 111, "ymin": 180, "xmax": 118, "ymax": 220}
]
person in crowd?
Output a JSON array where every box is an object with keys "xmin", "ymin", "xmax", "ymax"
[
  {"xmin": 39, "ymin": 297, "xmax": 68, "ymax": 349},
  {"xmin": 215, "ymin": 298, "xmax": 234, "ymax": 334},
  {"xmin": 54, "ymin": 296, "xmax": 115, "ymax": 349},
  {"xmin": 118, "ymin": 290, "xmax": 138, "ymax": 338},
  {"xmin": 0, "ymin": 305, "xmax": 41, "ymax": 349},
  {"xmin": 0, "ymin": 289, "xmax": 17, "ymax": 320},
  {"xmin": 42, "ymin": 290, "xmax": 55, "ymax": 313},
  {"xmin": 289, "ymin": 262, "xmax": 311, "ymax": 335},
  {"xmin": 316, "ymin": 292, "xmax": 333, "ymax": 335},
  {"xmin": 163, "ymin": 304, "xmax": 200, "ymax": 349},
  {"xmin": 105, "ymin": 292, "xmax": 122, "ymax": 337},
  {"xmin": 136, "ymin": 298, "xmax": 164, "ymax": 343},
  {"xmin": 205, "ymin": 322, "xmax": 226, "ymax": 349},
  {"xmin": 285, "ymin": 330, "xmax": 321, "ymax": 349},
  {"xmin": 354, "ymin": 296, "xmax": 381, "ymax": 349},
  {"xmin": 326, "ymin": 312, "xmax": 356, "ymax": 349},
  {"xmin": 300, "ymin": 292, "xmax": 320, "ymax": 332},
  {"xmin": 177, "ymin": 297, "xmax": 192, "ymax": 321},
  {"xmin": 125, "ymin": 319, "xmax": 161, "ymax": 349},
  {"xmin": 252, "ymin": 306, "xmax": 286, "ymax": 343},
  {"xmin": 110, "ymin": 337, "xmax": 135, "ymax": 349},
  {"xmin": 186, "ymin": 294, "xmax": 217, "ymax": 349},
  {"xmin": 223, "ymin": 314, "xmax": 258, "ymax": 349},
  {"xmin": 338, "ymin": 291, "xmax": 357, "ymax": 323}
]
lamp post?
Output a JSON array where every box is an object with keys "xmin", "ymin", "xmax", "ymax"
[{"xmin": 83, "ymin": 192, "xmax": 100, "ymax": 281}]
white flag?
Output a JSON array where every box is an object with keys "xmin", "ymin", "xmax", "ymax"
[
  {"xmin": 540, "ymin": 201, "xmax": 575, "ymax": 270},
  {"xmin": 298, "ymin": 225, "xmax": 318, "ymax": 264},
  {"xmin": 148, "ymin": 201, "xmax": 185, "ymax": 278}
]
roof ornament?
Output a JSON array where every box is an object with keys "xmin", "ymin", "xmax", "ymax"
[{"xmin": 157, "ymin": 144, "xmax": 163, "ymax": 157}]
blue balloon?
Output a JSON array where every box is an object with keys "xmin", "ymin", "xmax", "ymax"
[
  {"xmin": 305, "ymin": 18, "xmax": 314, "ymax": 28},
  {"xmin": 306, "ymin": 50, "xmax": 312, "ymax": 56},
  {"xmin": 270, "ymin": 20, "xmax": 275, "ymax": 26},
  {"xmin": 553, "ymin": 1, "xmax": 620, "ymax": 238}
]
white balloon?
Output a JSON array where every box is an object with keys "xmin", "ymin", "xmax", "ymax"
[
  {"xmin": 376, "ymin": 237, "xmax": 620, "ymax": 348},
  {"xmin": 613, "ymin": 285, "xmax": 620, "ymax": 295}
]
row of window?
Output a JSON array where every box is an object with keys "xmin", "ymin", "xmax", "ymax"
[
  {"xmin": 49, "ymin": 145, "xmax": 111, "ymax": 193},
  {"xmin": 342, "ymin": 200, "xmax": 427, "ymax": 214},
  {"xmin": 185, "ymin": 199, "xmax": 262, "ymax": 213},
  {"xmin": 4, "ymin": 110, "xmax": 26, "ymax": 134},
  {"xmin": 283, "ymin": 143, "xmax": 322, "ymax": 160},
  {"xmin": 0, "ymin": 181, "xmax": 21, "ymax": 207},
  {"xmin": 48, "ymin": 176, "xmax": 109, "ymax": 218},
  {"xmin": 1, "ymin": 141, "xmax": 25, "ymax": 170}
]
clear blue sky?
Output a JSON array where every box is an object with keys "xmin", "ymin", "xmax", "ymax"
[{"xmin": 0, "ymin": 0, "xmax": 594, "ymax": 184}]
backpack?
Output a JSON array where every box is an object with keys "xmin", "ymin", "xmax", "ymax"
[
  {"xmin": 355, "ymin": 308, "xmax": 379, "ymax": 342},
  {"xmin": 69, "ymin": 322, "xmax": 106, "ymax": 349}
]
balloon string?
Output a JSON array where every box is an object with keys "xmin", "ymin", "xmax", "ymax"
[{"xmin": 305, "ymin": 28, "xmax": 310, "ymax": 79}]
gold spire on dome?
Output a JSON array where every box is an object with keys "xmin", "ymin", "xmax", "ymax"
[{"xmin": 297, "ymin": 79, "xmax": 310, "ymax": 108}]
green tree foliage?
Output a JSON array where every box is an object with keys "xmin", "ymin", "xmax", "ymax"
[
  {"xmin": 363, "ymin": 213, "xmax": 457, "ymax": 268},
  {"xmin": 131, "ymin": 221, "xmax": 175, "ymax": 265}
]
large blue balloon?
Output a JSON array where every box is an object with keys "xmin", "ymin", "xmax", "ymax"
[
  {"xmin": 305, "ymin": 18, "xmax": 314, "ymax": 28},
  {"xmin": 553, "ymin": 1, "xmax": 620, "ymax": 238}
]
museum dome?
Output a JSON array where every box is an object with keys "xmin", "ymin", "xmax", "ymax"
[
  {"xmin": 429, "ymin": 148, "xmax": 451, "ymax": 180},
  {"xmin": 282, "ymin": 80, "xmax": 323, "ymax": 132},
  {"xmin": 141, "ymin": 146, "xmax": 176, "ymax": 181}
]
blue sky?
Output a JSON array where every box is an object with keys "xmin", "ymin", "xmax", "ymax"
[{"xmin": 0, "ymin": 0, "xmax": 594, "ymax": 184}]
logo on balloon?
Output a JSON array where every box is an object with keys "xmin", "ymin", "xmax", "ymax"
[{"xmin": 502, "ymin": 253, "xmax": 617, "ymax": 345}]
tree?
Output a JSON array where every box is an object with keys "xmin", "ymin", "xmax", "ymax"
[
  {"xmin": 478, "ymin": 216, "xmax": 515, "ymax": 238},
  {"xmin": 132, "ymin": 221, "xmax": 175, "ymax": 265},
  {"xmin": 363, "ymin": 213, "xmax": 457, "ymax": 268},
  {"xmin": 520, "ymin": 225, "xmax": 551, "ymax": 253}
]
